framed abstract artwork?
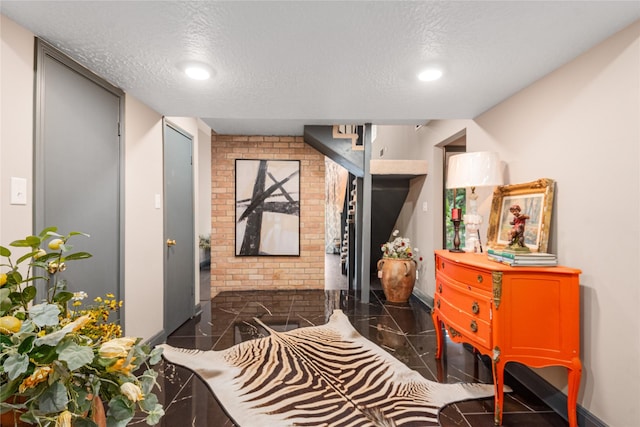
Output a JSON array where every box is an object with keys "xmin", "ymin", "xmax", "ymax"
[
  {"xmin": 486, "ymin": 178, "xmax": 555, "ymax": 253},
  {"xmin": 235, "ymin": 159, "xmax": 300, "ymax": 256}
]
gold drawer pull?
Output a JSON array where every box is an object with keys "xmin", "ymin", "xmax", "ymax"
[
  {"xmin": 442, "ymin": 262, "xmax": 445, "ymax": 269},
  {"xmin": 477, "ymin": 275, "xmax": 483, "ymax": 283},
  {"xmin": 470, "ymin": 320, "xmax": 478, "ymax": 333},
  {"xmin": 436, "ymin": 299, "xmax": 440, "ymax": 309},
  {"xmin": 471, "ymin": 301, "xmax": 480, "ymax": 314},
  {"xmin": 438, "ymin": 283, "xmax": 443, "ymax": 293}
]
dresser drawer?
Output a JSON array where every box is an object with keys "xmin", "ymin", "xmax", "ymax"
[
  {"xmin": 435, "ymin": 254, "xmax": 493, "ymax": 292},
  {"xmin": 434, "ymin": 276, "xmax": 492, "ymax": 324},
  {"xmin": 436, "ymin": 295, "xmax": 492, "ymax": 349}
]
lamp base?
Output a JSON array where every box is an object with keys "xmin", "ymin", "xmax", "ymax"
[{"xmin": 463, "ymin": 213, "xmax": 482, "ymax": 253}]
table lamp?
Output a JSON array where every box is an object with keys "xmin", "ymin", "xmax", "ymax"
[{"xmin": 446, "ymin": 151, "xmax": 503, "ymax": 252}]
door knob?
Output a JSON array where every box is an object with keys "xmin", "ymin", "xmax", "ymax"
[{"xmin": 167, "ymin": 239, "xmax": 176, "ymax": 247}]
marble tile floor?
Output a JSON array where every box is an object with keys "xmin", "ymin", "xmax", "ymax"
[{"xmin": 139, "ymin": 285, "xmax": 570, "ymax": 427}]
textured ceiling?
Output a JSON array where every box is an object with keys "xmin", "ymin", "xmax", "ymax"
[{"xmin": 2, "ymin": 1, "xmax": 639, "ymax": 135}]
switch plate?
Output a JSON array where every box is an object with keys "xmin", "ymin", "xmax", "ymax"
[
  {"xmin": 10, "ymin": 177, "xmax": 27, "ymax": 205},
  {"xmin": 155, "ymin": 194, "xmax": 162, "ymax": 209},
  {"xmin": 422, "ymin": 202, "xmax": 428, "ymax": 212}
]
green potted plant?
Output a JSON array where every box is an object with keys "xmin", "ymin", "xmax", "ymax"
[{"xmin": 0, "ymin": 227, "xmax": 164, "ymax": 426}]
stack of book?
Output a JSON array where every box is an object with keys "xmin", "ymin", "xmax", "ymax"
[{"xmin": 487, "ymin": 249, "xmax": 558, "ymax": 266}]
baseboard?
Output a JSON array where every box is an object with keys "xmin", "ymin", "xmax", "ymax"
[
  {"xmin": 411, "ymin": 289, "xmax": 433, "ymax": 308},
  {"xmin": 415, "ymin": 291, "xmax": 606, "ymax": 427},
  {"xmin": 145, "ymin": 329, "xmax": 167, "ymax": 347},
  {"xmin": 506, "ymin": 363, "xmax": 606, "ymax": 427}
]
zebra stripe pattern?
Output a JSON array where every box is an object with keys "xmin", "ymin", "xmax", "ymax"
[{"xmin": 160, "ymin": 310, "xmax": 496, "ymax": 426}]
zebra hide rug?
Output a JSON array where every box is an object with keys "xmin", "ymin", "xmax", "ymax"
[{"xmin": 159, "ymin": 309, "xmax": 497, "ymax": 427}]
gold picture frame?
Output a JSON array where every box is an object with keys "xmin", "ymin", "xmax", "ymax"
[{"xmin": 486, "ymin": 178, "xmax": 555, "ymax": 253}]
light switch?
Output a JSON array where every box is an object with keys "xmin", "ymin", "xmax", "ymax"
[
  {"xmin": 155, "ymin": 194, "xmax": 162, "ymax": 209},
  {"xmin": 422, "ymin": 202, "xmax": 428, "ymax": 212},
  {"xmin": 10, "ymin": 177, "xmax": 27, "ymax": 205}
]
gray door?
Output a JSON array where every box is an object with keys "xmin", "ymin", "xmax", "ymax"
[
  {"xmin": 163, "ymin": 121, "xmax": 195, "ymax": 334},
  {"xmin": 34, "ymin": 40, "xmax": 123, "ymax": 321}
]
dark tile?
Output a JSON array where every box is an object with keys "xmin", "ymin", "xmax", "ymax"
[{"xmin": 151, "ymin": 287, "xmax": 566, "ymax": 426}]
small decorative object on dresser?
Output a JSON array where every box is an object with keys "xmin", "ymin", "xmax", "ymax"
[
  {"xmin": 377, "ymin": 230, "xmax": 423, "ymax": 303},
  {"xmin": 432, "ymin": 250, "xmax": 582, "ymax": 427}
]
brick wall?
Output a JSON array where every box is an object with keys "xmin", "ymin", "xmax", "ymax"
[{"xmin": 209, "ymin": 134, "xmax": 325, "ymax": 297}]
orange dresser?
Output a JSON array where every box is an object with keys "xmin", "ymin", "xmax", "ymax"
[{"xmin": 432, "ymin": 250, "xmax": 582, "ymax": 426}]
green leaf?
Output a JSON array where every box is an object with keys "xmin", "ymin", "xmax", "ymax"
[
  {"xmin": 145, "ymin": 404, "xmax": 165, "ymax": 425},
  {"xmin": 21, "ymin": 285, "xmax": 37, "ymax": 303},
  {"xmin": 28, "ymin": 303, "xmax": 60, "ymax": 327},
  {"xmin": 7, "ymin": 270, "xmax": 23, "ymax": 285},
  {"xmin": 38, "ymin": 226, "xmax": 58, "ymax": 239},
  {"xmin": 107, "ymin": 396, "xmax": 135, "ymax": 421},
  {"xmin": 16, "ymin": 250, "xmax": 39, "ymax": 265},
  {"xmin": 138, "ymin": 392, "xmax": 159, "ymax": 412},
  {"xmin": 139, "ymin": 369, "xmax": 159, "ymax": 396},
  {"xmin": 0, "ymin": 245, "xmax": 10, "ymax": 257},
  {"xmin": 29, "ymin": 344, "xmax": 58, "ymax": 364},
  {"xmin": 3, "ymin": 353, "xmax": 29, "ymax": 380},
  {"xmin": 0, "ymin": 289, "xmax": 11, "ymax": 313},
  {"xmin": 57, "ymin": 341, "xmax": 94, "ymax": 370},
  {"xmin": 73, "ymin": 418, "xmax": 98, "ymax": 427},
  {"xmin": 37, "ymin": 381, "xmax": 69, "ymax": 413},
  {"xmin": 33, "ymin": 252, "xmax": 59, "ymax": 263},
  {"xmin": 69, "ymin": 231, "xmax": 90, "ymax": 238},
  {"xmin": 9, "ymin": 237, "xmax": 35, "ymax": 248},
  {"xmin": 148, "ymin": 346, "xmax": 163, "ymax": 365},
  {"xmin": 44, "ymin": 230, "xmax": 63, "ymax": 239},
  {"xmin": 0, "ymin": 334, "xmax": 12, "ymax": 348},
  {"xmin": 106, "ymin": 415, "xmax": 132, "ymax": 427},
  {"xmin": 63, "ymin": 251, "xmax": 93, "ymax": 261},
  {"xmin": 0, "ymin": 377, "xmax": 20, "ymax": 401},
  {"xmin": 54, "ymin": 291, "xmax": 74, "ymax": 304},
  {"xmin": 17, "ymin": 335, "xmax": 35, "ymax": 354}
]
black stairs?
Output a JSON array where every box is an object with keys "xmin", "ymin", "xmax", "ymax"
[{"xmin": 304, "ymin": 125, "xmax": 415, "ymax": 290}]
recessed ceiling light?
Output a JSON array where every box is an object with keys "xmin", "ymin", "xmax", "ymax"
[
  {"xmin": 418, "ymin": 68, "xmax": 443, "ymax": 82},
  {"xmin": 184, "ymin": 65, "xmax": 211, "ymax": 80}
]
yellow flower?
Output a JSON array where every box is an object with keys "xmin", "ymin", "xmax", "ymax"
[
  {"xmin": 0, "ymin": 316, "xmax": 22, "ymax": 334},
  {"xmin": 48, "ymin": 238, "xmax": 63, "ymax": 250},
  {"xmin": 19, "ymin": 366, "xmax": 52, "ymax": 393},
  {"xmin": 35, "ymin": 315, "xmax": 92, "ymax": 346},
  {"xmin": 107, "ymin": 357, "xmax": 136, "ymax": 375},
  {"xmin": 71, "ymin": 314, "xmax": 92, "ymax": 331},
  {"xmin": 0, "ymin": 273, "xmax": 7, "ymax": 286},
  {"xmin": 56, "ymin": 410, "xmax": 72, "ymax": 427},
  {"xmin": 33, "ymin": 249, "xmax": 47, "ymax": 260},
  {"xmin": 120, "ymin": 382, "xmax": 143, "ymax": 402},
  {"xmin": 99, "ymin": 337, "xmax": 137, "ymax": 358}
]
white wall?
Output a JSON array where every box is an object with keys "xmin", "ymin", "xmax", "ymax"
[
  {"xmin": 0, "ymin": 14, "xmax": 208, "ymax": 341},
  {"xmin": 406, "ymin": 20, "xmax": 639, "ymax": 427},
  {"xmin": 122, "ymin": 96, "xmax": 164, "ymax": 339},
  {"xmin": 198, "ymin": 120, "xmax": 212, "ymax": 239},
  {"xmin": 0, "ymin": 15, "xmax": 34, "ymax": 247}
]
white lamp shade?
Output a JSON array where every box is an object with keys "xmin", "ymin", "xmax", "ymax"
[{"xmin": 446, "ymin": 151, "xmax": 503, "ymax": 189}]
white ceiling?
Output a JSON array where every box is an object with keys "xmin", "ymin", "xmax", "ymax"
[{"xmin": 2, "ymin": 1, "xmax": 638, "ymax": 136}]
